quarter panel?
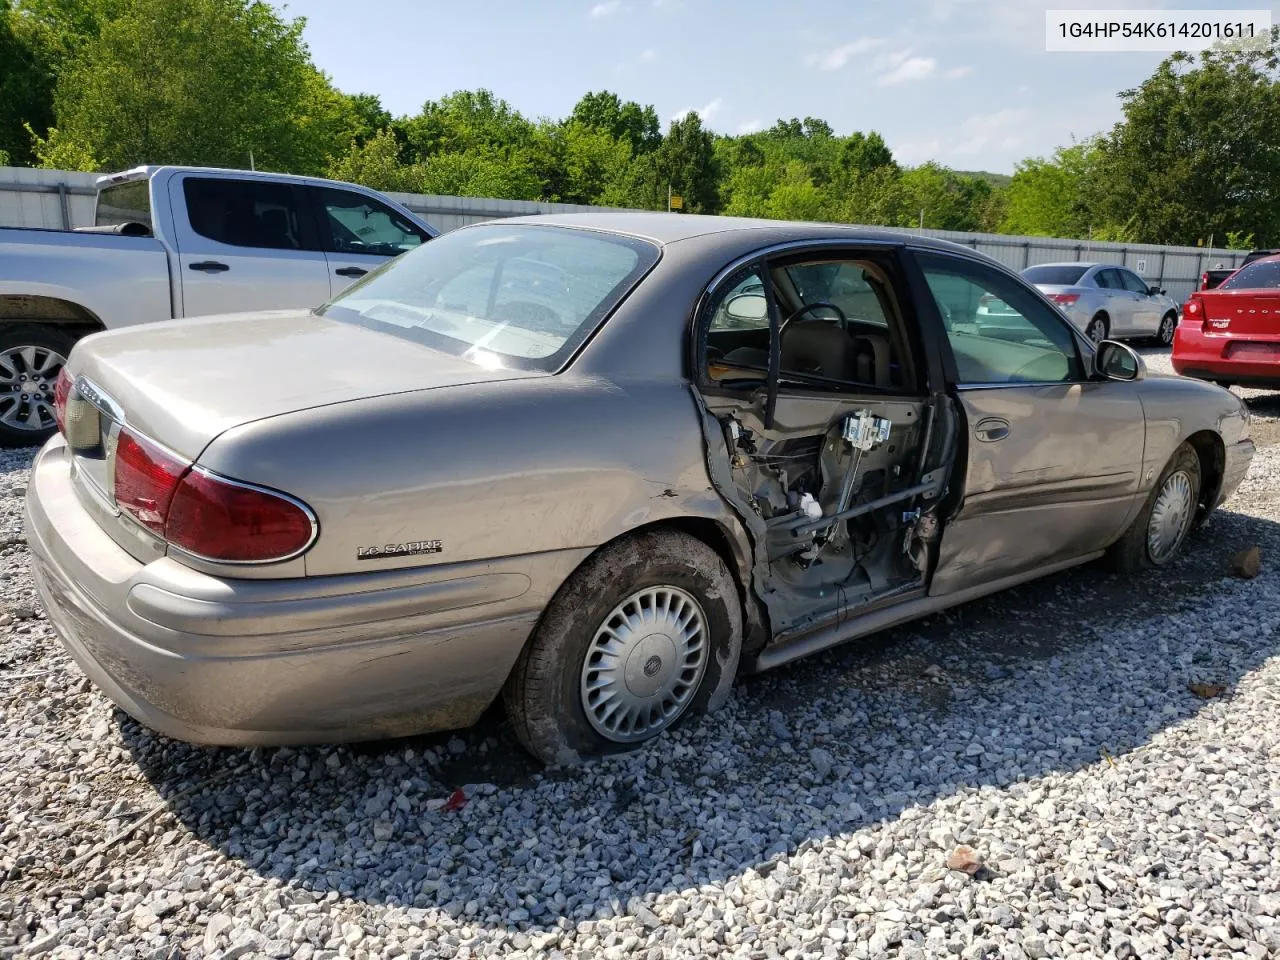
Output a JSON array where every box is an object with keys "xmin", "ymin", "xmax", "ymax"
[{"xmin": 196, "ymin": 375, "xmax": 739, "ymax": 577}]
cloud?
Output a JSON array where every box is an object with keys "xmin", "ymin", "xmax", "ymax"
[
  {"xmin": 589, "ymin": 0, "xmax": 621, "ymax": 18},
  {"xmin": 805, "ymin": 37, "xmax": 884, "ymax": 71},
  {"xmin": 639, "ymin": 48, "xmax": 657, "ymax": 62},
  {"xmin": 951, "ymin": 108, "xmax": 1030, "ymax": 155},
  {"xmin": 945, "ymin": 65, "xmax": 973, "ymax": 80},
  {"xmin": 670, "ymin": 98, "xmax": 723, "ymax": 124},
  {"xmin": 737, "ymin": 118, "xmax": 763, "ymax": 134},
  {"xmin": 876, "ymin": 52, "xmax": 938, "ymax": 86}
]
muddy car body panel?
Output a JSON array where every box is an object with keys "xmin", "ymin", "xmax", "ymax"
[{"xmin": 25, "ymin": 213, "xmax": 1254, "ymax": 751}]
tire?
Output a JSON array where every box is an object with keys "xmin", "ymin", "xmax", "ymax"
[
  {"xmin": 1156, "ymin": 311, "xmax": 1177, "ymax": 347},
  {"xmin": 0, "ymin": 324, "xmax": 76, "ymax": 448},
  {"xmin": 1106, "ymin": 443, "xmax": 1202, "ymax": 572},
  {"xmin": 503, "ymin": 529, "xmax": 743, "ymax": 765},
  {"xmin": 1085, "ymin": 313, "xmax": 1109, "ymax": 344}
]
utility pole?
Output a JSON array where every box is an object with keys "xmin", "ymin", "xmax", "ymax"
[
  {"xmin": 918, "ymin": 208, "xmax": 924, "ymax": 229},
  {"xmin": 667, "ymin": 183, "xmax": 672, "ymax": 213},
  {"xmin": 249, "ymin": 151, "xmax": 255, "ymax": 171}
]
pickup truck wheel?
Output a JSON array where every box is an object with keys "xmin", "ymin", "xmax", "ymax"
[
  {"xmin": 1106, "ymin": 443, "xmax": 1201, "ymax": 572},
  {"xmin": 0, "ymin": 324, "xmax": 74, "ymax": 448},
  {"xmin": 503, "ymin": 530, "xmax": 742, "ymax": 766}
]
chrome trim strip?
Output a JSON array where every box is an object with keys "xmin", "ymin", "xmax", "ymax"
[
  {"xmin": 165, "ymin": 466, "xmax": 321, "ymax": 566},
  {"xmin": 954, "ymin": 380, "xmax": 1087, "ymax": 391}
]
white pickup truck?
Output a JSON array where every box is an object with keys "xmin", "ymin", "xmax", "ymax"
[{"xmin": 0, "ymin": 165, "xmax": 438, "ymax": 445}]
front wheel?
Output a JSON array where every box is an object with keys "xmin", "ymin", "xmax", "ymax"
[
  {"xmin": 503, "ymin": 530, "xmax": 743, "ymax": 765},
  {"xmin": 1156, "ymin": 312, "xmax": 1177, "ymax": 347},
  {"xmin": 0, "ymin": 324, "xmax": 76, "ymax": 448},
  {"xmin": 1107, "ymin": 444, "xmax": 1202, "ymax": 572}
]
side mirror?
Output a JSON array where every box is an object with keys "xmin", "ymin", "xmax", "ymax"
[
  {"xmin": 1147, "ymin": 284, "xmax": 1161, "ymax": 296},
  {"xmin": 724, "ymin": 292, "xmax": 768, "ymax": 324},
  {"xmin": 1095, "ymin": 340, "xmax": 1146, "ymax": 382}
]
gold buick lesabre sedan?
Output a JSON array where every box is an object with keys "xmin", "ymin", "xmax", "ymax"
[{"xmin": 25, "ymin": 213, "xmax": 1254, "ymax": 764}]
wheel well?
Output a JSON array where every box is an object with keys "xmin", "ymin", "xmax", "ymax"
[
  {"xmin": 603, "ymin": 516, "xmax": 771, "ymax": 652},
  {"xmin": 0, "ymin": 295, "xmax": 105, "ymax": 338},
  {"xmin": 1185, "ymin": 430, "xmax": 1225, "ymax": 516}
]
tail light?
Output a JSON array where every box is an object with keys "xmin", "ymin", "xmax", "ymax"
[
  {"xmin": 112, "ymin": 426, "xmax": 316, "ymax": 563},
  {"xmin": 1047, "ymin": 293, "xmax": 1080, "ymax": 306},
  {"xmin": 165, "ymin": 469, "xmax": 316, "ymax": 563},
  {"xmin": 53, "ymin": 369, "xmax": 72, "ymax": 435},
  {"xmin": 1185, "ymin": 299, "xmax": 1202, "ymax": 319},
  {"xmin": 1200, "ymin": 272, "xmax": 1209, "ymax": 290}
]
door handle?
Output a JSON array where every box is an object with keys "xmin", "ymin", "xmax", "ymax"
[
  {"xmin": 335, "ymin": 266, "xmax": 368, "ymax": 278},
  {"xmin": 975, "ymin": 418, "xmax": 1010, "ymax": 442},
  {"xmin": 189, "ymin": 261, "xmax": 229, "ymax": 273}
]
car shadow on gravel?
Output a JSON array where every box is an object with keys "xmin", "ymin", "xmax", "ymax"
[{"xmin": 117, "ymin": 503, "xmax": 1278, "ymax": 929}]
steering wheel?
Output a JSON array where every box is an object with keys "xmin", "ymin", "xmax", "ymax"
[{"xmin": 778, "ymin": 301, "xmax": 849, "ymax": 336}]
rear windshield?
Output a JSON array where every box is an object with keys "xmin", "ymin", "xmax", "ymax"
[
  {"xmin": 95, "ymin": 180, "xmax": 151, "ymax": 230},
  {"xmin": 1220, "ymin": 260, "xmax": 1280, "ymax": 290},
  {"xmin": 319, "ymin": 224, "xmax": 659, "ymax": 372},
  {"xmin": 1021, "ymin": 264, "xmax": 1088, "ymax": 285}
]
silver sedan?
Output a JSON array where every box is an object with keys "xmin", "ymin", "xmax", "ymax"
[
  {"xmin": 1016, "ymin": 262, "xmax": 1182, "ymax": 345},
  {"xmin": 25, "ymin": 215, "xmax": 1253, "ymax": 764}
]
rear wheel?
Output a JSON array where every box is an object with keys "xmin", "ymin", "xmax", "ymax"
[
  {"xmin": 0, "ymin": 324, "xmax": 75, "ymax": 448},
  {"xmin": 1156, "ymin": 311, "xmax": 1177, "ymax": 347},
  {"xmin": 503, "ymin": 530, "xmax": 742, "ymax": 765},
  {"xmin": 1107, "ymin": 444, "xmax": 1201, "ymax": 572},
  {"xmin": 1085, "ymin": 313, "xmax": 1109, "ymax": 344}
]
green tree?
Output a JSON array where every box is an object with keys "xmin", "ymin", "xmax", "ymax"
[
  {"xmin": 30, "ymin": 0, "xmax": 357, "ymax": 173},
  {"xmin": 0, "ymin": 1, "xmax": 55, "ymax": 164},
  {"xmin": 1000, "ymin": 142, "xmax": 1101, "ymax": 237},
  {"xmin": 569, "ymin": 90, "xmax": 660, "ymax": 155},
  {"xmin": 655, "ymin": 111, "xmax": 718, "ymax": 213},
  {"xmin": 1095, "ymin": 29, "xmax": 1280, "ymax": 245}
]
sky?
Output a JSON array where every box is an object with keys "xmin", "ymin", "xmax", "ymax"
[{"xmin": 272, "ymin": 0, "xmax": 1274, "ymax": 174}]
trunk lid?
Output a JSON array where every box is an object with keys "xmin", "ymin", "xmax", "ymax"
[
  {"xmin": 70, "ymin": 309, "xmax": 543, "ymax": 458},
  {"xmin": 1194, "ymin": 288, "xmax": 1280, "ymax": 339}
]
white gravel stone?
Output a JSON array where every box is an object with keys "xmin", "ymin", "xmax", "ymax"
[{"xmin": 3, "ymin": 355, "xmax": 1280, "ymax": 958}]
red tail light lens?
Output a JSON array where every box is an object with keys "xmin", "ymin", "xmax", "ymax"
[
  {"xmin": 54, "ymin": 369, "xmax": 72, "ymax": 435},
  {"xmin": 165, "ymin": 469, "xmax": 316, "ymax": 563},
  {"xmin": 113, "ymin": 429, "xmax": 186, "ymax": 533},
  {"xmin": 1185, "ymin": 300, "xmax": 1202, "ymax": 318},
  {"xmin": 1200, "ymin": 272, "xmax": 1209, "ymax": 290},
  {"xmin": 1048, "ymin": 293, "xmax": 1080, "ymax": 305},
  {"xmin": 113, "ymin": 426, "xmax": 317, "ymax": 562}
]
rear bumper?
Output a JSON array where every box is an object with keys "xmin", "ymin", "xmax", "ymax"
[
  {"xmin": 1172, "ymin": 326, "xmax": 1280, "ymax": 387},
  {"xmin": 25, "ymin": 437, "xmax": 587, "ymax": 745}
]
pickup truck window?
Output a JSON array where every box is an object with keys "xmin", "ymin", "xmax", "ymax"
[
  {"xmin": 96, "ymin": 181, "xmax": 152, "ymax": 231},
  {"xmin": 183, "ymin": 178, "xmax": 312, "ymax": 251},
  {"xmin": 312, "ymin": 188, "xmax": 429, "ymax": 257}
]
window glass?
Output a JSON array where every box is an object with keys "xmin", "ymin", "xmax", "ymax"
[
  {"xmin": 1022, "ymin": 264, "xmax": 1088, "ymax": 285},
  {"xmin": 183, "ymin": 178, "xmax": 307, "ymax": 250},
  {"xmin": 1221, "ymin": 259, "xmax": 1280, "ymax": 290},
  {"xmin": 1119, "ymin": 270, "xmax": 1149, "ymax": 294},
  {"xmin": 783, "ymin": 262, "xmax": 890, "ymax": 326},
  {"xmin": 1094, "ymin": 268, "xmax": 1120, "ymax": 289},
  {"xmin": 315, "ymin": 188, "xmax": 429, "ymax": 257},
  {"xmin": 919, "ymin": 253, "xmax": 1081, "ymax": 385},
  {"xmin": 319, "ymin": 223, "xmax": 655, "ymax": 371},
  {"xmin": 96, "ymin": 181, "xmax": 151, "ymax": 231}
]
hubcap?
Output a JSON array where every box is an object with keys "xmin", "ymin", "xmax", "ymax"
[
  {"xmin": 1147, "ymin": 469, "xmax": 1194, "ymax": 564},
  {"xmin": 579, "ymin": 585, "xmax": 708, "ymax": 743},
  {"xmin": 0, "ymin": 344, "xmax": 65, "ymax": 433}
]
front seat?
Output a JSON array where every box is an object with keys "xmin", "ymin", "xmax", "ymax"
[{"xmin": 779, "ymin": 321, "xmax": 854, "ymax": 381}]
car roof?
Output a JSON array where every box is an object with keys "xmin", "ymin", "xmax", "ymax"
[
  {"xmin": 484, "ymin": 210, "xmax": 981, "ymax": 254},
  {"xmin": 1026, "ymin": 261, "xmax": 1103, "ymax": 270}
]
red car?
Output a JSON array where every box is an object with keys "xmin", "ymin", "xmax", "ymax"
[{"xmin": 1174, "ymin": 254, "xmax": 1280, "ymax": 388}]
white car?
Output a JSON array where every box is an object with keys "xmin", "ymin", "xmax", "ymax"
[
  {"xmin": 0, "ymin": 166, "xmax": 437, "ymax": 445},
  {"xmin": 1020, "ymin": 262, "xmax": 1181, "ymax": 346}
]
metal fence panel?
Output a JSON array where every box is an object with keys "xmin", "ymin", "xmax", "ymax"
[{"xmin": 0, "ymin": 165, "xmax": 1250, "ymax": 304}]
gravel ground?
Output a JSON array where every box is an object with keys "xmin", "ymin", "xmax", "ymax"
[{"xmin": 4, "ymin": 349, "xmax": 1280, "ymax": 959}]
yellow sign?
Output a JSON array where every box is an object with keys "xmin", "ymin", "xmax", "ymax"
[{"xmin": 669, "ymin": 195, "xmax": 684, "ymax": 210}]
